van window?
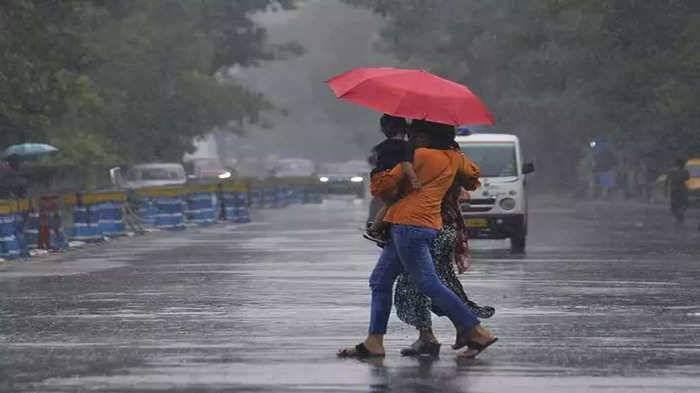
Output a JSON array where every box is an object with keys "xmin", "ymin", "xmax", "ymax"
[
  {"xmin": 460, "ymin": 143, "xmax": 517, "ymax": 177},
  {"xmin": 126, "ymin": 166, "xmax": 184, "ymax": 181},
  {"xmin": 688, "ymin": 165, "xmax": 700, "ymax": 177}
]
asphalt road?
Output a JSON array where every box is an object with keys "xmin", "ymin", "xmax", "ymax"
[{"xmin": 1, "ymin": 196, "xmax": 699, "ymax": 392}]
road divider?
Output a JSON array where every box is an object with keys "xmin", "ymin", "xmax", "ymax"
[{"xmin": 0, "ymin": 177, "xmax": 324, "ymax": 261}]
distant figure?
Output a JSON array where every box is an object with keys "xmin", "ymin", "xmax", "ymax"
[
  {"xmin": 666, "ymin": 159, "xmax": 690, "ymax": 223},
  {"xmin": 363, "ymin": 114, "xmax": 420, "ymax": 245},
  {"xmin": 0, "ymin": 156, "xmax": 27, "ymax": 199}
]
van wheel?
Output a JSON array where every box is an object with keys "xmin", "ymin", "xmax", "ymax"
[{"xmin": 510, "ymin": 230, "xmax": 526, "ymax": 254}]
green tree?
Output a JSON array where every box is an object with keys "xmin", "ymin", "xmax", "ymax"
[
  {"xmin": 345, "ymin": 0, "xmax": 700, "ymax": 186},
  {"xmin": 1, "ymin": 0, "xmax": 298, "ymax": 188}
]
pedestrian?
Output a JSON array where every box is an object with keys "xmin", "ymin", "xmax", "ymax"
[
  {"xmin": 0, "ymin": 156, "xmax": 27, "ymax": 199},
  {"xmin": 395, "ymin": 178, "xmax": 495, "ymax": 357},
  {"xmin": 363, "ymin": 114, "xmax": 421, "ymax": 245},
  {"xmin": 338, "ymin": 120, "xmax": 497, "ymax": 359},
  {"xmin": 666, "ymin": 159, "xmax": 690, "ymax": 224}
]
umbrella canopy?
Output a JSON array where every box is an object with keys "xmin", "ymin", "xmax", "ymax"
[
  {"xmin": 325, "ymin": 67, "xmax": 494, "ymax": 126},
  {"xmin": 1, "ymin": 143, "xmax": 59, "ymax": 159}
]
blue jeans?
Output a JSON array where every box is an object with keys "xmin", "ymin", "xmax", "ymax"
[{"xmin": 368, "ymin": 224, "xmax": 480, "ymax": 334}]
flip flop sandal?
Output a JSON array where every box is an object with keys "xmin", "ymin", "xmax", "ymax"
[
  {"xmin": 362, "ymin": 231, "xmax": 388, "ymax": 246},
  {"xmin": 400, "ymin": 341, "xmax": 441, "ymax": 357},
  {"xmin": 459, "ymin": 337, "xmax": 498, "ymax": 358},
  {"xmin": 337, "ymin": 343, "xmax": 385, "ymax": 359}
]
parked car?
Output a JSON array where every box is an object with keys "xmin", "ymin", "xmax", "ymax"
[
  {"xmin": 317, "ymin": 160, "xmax": 370, "ymax": 198},
  {"xmin": 110, "ymin": 163, "xmax": 187, "ymax": 189},
  {"xmin": 271, "ymin": 158, "xmax": 316, "ymax": 178},
  {"xmin": 457, "ymin": 133, "xmax": 534, "ymax": 253}
]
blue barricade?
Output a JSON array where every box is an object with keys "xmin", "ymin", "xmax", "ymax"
[
  {"xmin": 185, "ymin": 193, "xmax": 216, "ymax": 225},
  {"xmin": 275, "ymin": 185, "xmax": 289, "ymax": 208},
  {"xmin": 153, "ymin": 197, "xmax": 185, "ymax": 231},
  {"xmin": 25, "ymin": 210, "xmax": 40, "ymax": 249},
  {"xmin": 235, "ymin": 192, "xmax": 250, "ymax": 223},
  {"xmin": 0, "ymin": 214, "xmax": 24, "ymax": 259},
  {"xmin": 71, "ymin": 205, "xmax": 103, "ymax": 242},
  {"xmin": 220, "ymin": 192, "xmax": 237, "ymax": 221},
  {"xmin": 98, "ymin": 201, "xmax": 127, "ymax": 237},
  {"xmin": 289, "ymin": 186, "xmax": 306, "ymax": 204},
  {"xmin": 250, "ymin": 187, "xmax": 264, "ymax": 209},
  {"xmin": 136, "ymin": 199, "xmax": 158, "ymax": 227},
  {"xmin": 262, "ymin": 187, "xmax": 277, "ymax": 208}
]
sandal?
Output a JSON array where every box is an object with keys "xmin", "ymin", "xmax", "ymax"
[
  {"xmin": 458, "ymin": 337, "xmax": 498, "ymax": 358},
  {"xmin": 452, "ymin": 326, "xmax": 496, "ymax": 350},
  {"xmin": 400, "ymin": 341, "xmax": 441, "ymax": 357},
  {"xmin": 337, "ymin": 343, "xmax": 385, "ymax": 358},
  {"xmin": 362, "ymin": 231, "xmax": 388, "ymax": 246}
]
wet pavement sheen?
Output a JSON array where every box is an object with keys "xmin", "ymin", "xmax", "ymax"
[{"xmin": 1, "ymin": 196, "xmax": 699, "ymax": 392}]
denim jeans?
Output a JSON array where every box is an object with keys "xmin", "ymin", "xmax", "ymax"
[{"xmin": 368, "ymin": 224, "xmax": 480, "ymax": 334}]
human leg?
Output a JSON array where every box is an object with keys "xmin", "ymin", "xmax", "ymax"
[
  {"xmin": 338, "ymin": 242, "xmax": 403, "ymax": 358},
  {"xmin": 391, "ymin": 225, "xmax": 496, "ymax": 352},
  {"xmin": 394, "ymin": 273, "xmax": 432, "ymax": 330},
  {"xmin": 392, "ymin": 225, "xmax": 480, "ymax": 328},
  {"xmin": 394, "ymin": 273, "xmax": 441, "ymax": 356}
]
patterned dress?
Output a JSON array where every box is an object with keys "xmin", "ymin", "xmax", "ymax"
[{"xmin": 394, "ymin": 187, "xmax": 494, "ymax": 330}]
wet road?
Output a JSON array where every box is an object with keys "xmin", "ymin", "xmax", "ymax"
[{"xmin": 1, "ymin": 196, "xmax": 699, "ymax": 392}]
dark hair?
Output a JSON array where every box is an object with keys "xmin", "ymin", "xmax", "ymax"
[
  {"xmin": 411, "ymin": 120, "xmax": 456, "ymax": 150},
  {"xmin": 380, "ymin": 114, "xmax": 407, "ymax": 137},
  {"xmin": 676, "ymin": 159, "xmax": 686, "ymax": 167}
]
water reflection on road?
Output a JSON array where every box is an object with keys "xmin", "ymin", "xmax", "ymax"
[{"xmin": 1, "ymin": 196, "xmax": 699, "ymax": 392}]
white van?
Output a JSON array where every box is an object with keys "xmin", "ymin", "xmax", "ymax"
[
  {"xmin": 110, "ymin": 163, "xmax": 187, "ymax": 190},
  {"xmin": 457, "ymin": 133, "xmax": 534, "ymax": 253}
]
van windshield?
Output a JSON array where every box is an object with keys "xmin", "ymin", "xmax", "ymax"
[{"xmin": 460, "ymin": 143, "xmax": 517, "ymax": 177}]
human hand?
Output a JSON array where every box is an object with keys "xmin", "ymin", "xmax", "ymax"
[
  {"xmin": 410, "ymin": 177, "xmax": 422, "ymax": 190},
  {"xmin": 456, "ymin": 254, "xmax": 470, "ymax": 273}
]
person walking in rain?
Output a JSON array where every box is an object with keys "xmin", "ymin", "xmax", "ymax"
[
  {"xmin": 666, "ymin": 159, "xmax": 690, "ymax": 224},
  {"xmin": 338, "ymin": 121, "xmax": 497, "ymax": 359}
]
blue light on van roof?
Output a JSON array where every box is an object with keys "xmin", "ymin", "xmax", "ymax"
[{"xmin": 456, "ymin": 126, "xmax": 471, "ymax": 135}]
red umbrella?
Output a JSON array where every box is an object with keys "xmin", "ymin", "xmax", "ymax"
[{"xmin": 325, "ymin": 67, "xmax": 494, "ymax": 126}]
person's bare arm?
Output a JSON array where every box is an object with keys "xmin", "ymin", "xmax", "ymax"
[
  {"xmin": 455, "ymin": 154, "xmax": 481, "ymax": 191},
  {"xmin": 399, "ymin": 161, "xmax": 421, "ymax": 190}
]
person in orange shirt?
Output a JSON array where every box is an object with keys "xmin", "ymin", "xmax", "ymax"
[{"xmin": 339, "ymin": 120, "xmax": 497, "ymax": 359}]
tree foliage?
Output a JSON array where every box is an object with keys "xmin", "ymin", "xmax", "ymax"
[
  {"xmin": 345, "ymin": 0, "xmax": 700, "ymax": 184},
  {"xmin": 0, "ymin": 0, "xmax": 296, "ymax": 172}
]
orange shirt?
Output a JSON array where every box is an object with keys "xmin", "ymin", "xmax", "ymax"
[{"xmin": 373, "ymin": 148, "xmax": 480, "ymax": 229}]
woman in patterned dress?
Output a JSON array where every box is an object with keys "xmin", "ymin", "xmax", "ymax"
[{"xmin": 394, "ymin": 180, "xmax": 495, "ymax": 356}]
